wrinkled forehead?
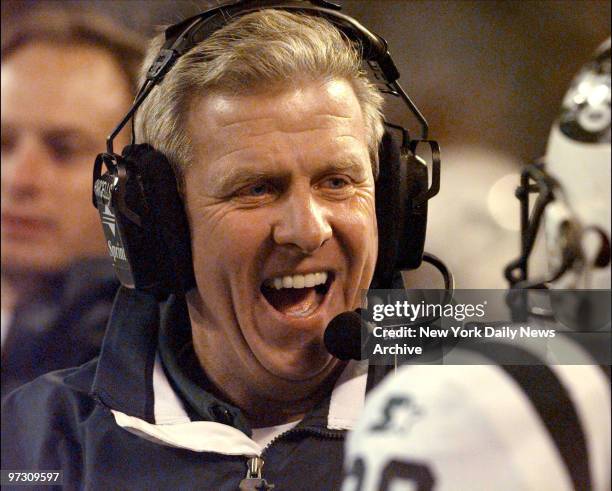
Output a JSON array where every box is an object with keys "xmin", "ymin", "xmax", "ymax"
[
  {"xmin": 188, "ymin": 78, "xmax": 365, "ymax": 129},
  {"xmin": 185, "ymin": 78, "xmax": 369, "ymax": 166}
]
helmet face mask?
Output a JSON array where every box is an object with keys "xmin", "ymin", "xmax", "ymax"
[{"xmin": 507, "ymin": 38, "xmax": 611, "ymax": 292}]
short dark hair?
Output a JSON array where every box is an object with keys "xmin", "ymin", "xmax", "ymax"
[{"xmin": 1, "ymin": 5, "xmax": 146, "ymax": 94}]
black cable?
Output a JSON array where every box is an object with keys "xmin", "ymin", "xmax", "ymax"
[{"xmin": 422, "ymin": 251, "xmax": 454, "ymax": 292}]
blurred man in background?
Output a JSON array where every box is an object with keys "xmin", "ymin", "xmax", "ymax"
[{"xmin": 1, "ymin": 6, "xmax": 144, "ymax": 397}]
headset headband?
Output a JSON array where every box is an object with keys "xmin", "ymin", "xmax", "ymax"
[{"xmin": 104, "ymin": 0, "xmax": 429, "ymax": 156}]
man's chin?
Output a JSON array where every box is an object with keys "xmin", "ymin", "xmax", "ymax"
[{"xmin": 255, "ymin": 344, "xmax": 341, "ymax": 384}]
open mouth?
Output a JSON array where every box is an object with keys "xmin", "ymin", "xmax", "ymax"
[{"xmin": 261, "ymin": 272, "xmax": 334, "ymax": 318}]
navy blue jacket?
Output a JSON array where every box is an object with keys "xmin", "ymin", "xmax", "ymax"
[{"xmin": 2, "ymin": 287, "xmax": 383, "ymax": 490}]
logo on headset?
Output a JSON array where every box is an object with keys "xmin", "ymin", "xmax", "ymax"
[
  {"xmin": 94, "ymin": 179, "xmax": 112, "ymax": 201},
  {"xmin": 95, "ymin": 175, "xmax": 131, "ymax": 276},
  {"xmin": 107, "ymin": 241, "xmax": 127, "ymax": 261}
]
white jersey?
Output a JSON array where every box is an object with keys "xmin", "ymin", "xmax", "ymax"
[{"xmin": 343, "ymin": 354, "xmax": 610, "ymax": 491}]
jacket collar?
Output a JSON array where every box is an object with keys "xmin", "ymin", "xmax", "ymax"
[
  {"xmin": 92, "ymin": 287, "xmax": 372, "ymax": 455},
  {"xmin": 92, "ymin": 287, "xmax": 159, "ymax": 421}
]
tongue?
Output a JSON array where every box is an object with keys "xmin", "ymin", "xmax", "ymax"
[{"xmin": 264, "ymin": 287, "xmax": 322, "ymax": 317}]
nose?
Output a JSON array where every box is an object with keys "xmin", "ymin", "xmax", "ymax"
[
  {"xmin": 272, "ymin": 187, "xmax": 332, "ymax": 254},
  {"xmin": 2, "ymin": 134, "xmax": 50, "ymax": 199}
]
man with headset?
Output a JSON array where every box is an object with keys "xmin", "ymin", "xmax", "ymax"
[{"xmin": 2, "ymin": 2, "xmax": 437, "ymax": 489}]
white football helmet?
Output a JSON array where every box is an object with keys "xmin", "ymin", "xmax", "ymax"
[{"xmin": 506, "ymin": 39, "xmax": 611, "ymax": 291}]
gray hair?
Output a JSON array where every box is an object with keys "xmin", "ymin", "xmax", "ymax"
[{"xmin": 135, "ymin": 9, "xmax": 385, "ymax": 188}]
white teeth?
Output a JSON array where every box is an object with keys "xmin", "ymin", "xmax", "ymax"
[
  {"xmin": 268, "ymin": 271, "xmax": 328, "ymax": 290},
  {"xmin": 304, "ymin": 273, "xmax": 316, "ymax": 288}
]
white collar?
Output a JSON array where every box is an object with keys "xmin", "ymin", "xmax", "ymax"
[{"xmin": 112, "ymin": 354, "xmax": 369, "ymax": 456}]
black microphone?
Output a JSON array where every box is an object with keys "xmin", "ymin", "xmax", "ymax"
[
  {"xmin": 324, "ymin": 309, "xmax": 374, "ymax": 361},
  {"xmin": 324, "ymin": 305, "xmax": 447, "ymax": 361},
  {"xmin": 324, "ymin": 254, "xmax": 456, "ymax": 361}
]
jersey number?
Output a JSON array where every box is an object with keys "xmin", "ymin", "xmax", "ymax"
[{"xmin": 344, "ymin": 456, "xmax": 435, "ymax": 491}]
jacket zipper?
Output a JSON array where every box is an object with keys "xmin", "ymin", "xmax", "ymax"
[
  {"xmin": 239, "ymin": 426, "xmax": 344, "ymax": 490},
  {"xmin": 239, "ymin": 456, "xmax": 274, "ymax": 490}
]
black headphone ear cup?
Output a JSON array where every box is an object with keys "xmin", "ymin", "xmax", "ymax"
[
  {"xmin": 373, "ymin": 131, "xmax": 429, "ymax": 288},
  {"xmin": 399, "ymin": 151, "xmax": 428, "ymax": 271},
  {"xmin": 118, "ymin": 144, "xmax": 195, "ymax": 298},
  {"xmin": 373, "ymin": 130, "xmax": 403, "ymax": 288}
]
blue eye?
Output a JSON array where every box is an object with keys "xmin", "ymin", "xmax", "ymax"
[
  {"xmin": 247, "ymin": 183, "xmax": 271, "ymax": 196},
  {"xmin": 322, "ymin": 176, "xmax": 351, "ymax": 190},
  {"xmin": 327, "ymin": 177, "xmax": 348, "ymax": 188},
  {"xmin": 236, "ymin": 182, "xmax": 274, "ymax": 199}
]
